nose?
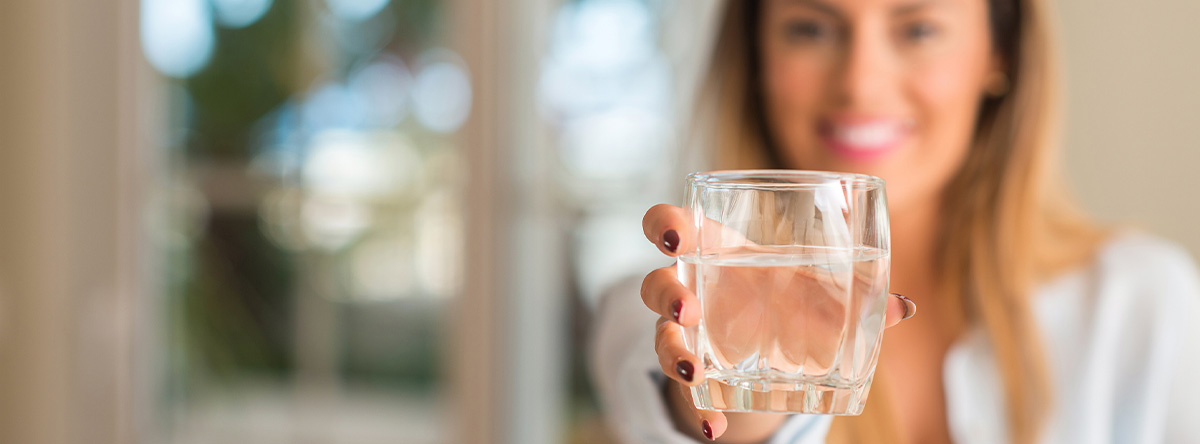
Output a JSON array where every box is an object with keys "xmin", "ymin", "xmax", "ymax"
[{"xmin": 836, "ymin": 26, "xmax": 893, "ymax": 108}]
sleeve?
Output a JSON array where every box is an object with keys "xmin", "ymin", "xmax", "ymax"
[
  {"xmin": 1099, "ymin": 235, "xmax": 1200, "ymax": 443},
  {"xmin": 588, "ymin": 277, "xmax": 700, "ymax": 444},
  {"xmin": 1160, "ymin": 246, "xmax": 1200, "ymax": 442},
  {"xmin": 588, "ymin": 276, "xmax": 833, "ymax": 444}
]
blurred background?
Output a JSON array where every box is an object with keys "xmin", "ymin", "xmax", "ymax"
[{"xmin": 0, "ymin": 0, "xmax": 1195, "ymax": 444}]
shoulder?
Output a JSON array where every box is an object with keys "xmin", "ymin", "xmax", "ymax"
[
  {"xmin": 1074, "ymin": 231, "xmax": 1199, "ymax": 339},
  {"xmin": 1033, "ymin": 231, "xmax": 1200, "ymax": 382},
  {"xmin": 1033, "ymin": 232, "xmax": 1200, "ymax": 441},
  {"xmin": 1091, "ymin": 231, "xmax": 1199, "ymax": 290},
  {"xmin": 1092, "ymin": 233, "xmax": 1200, "ymax": 441},
  {"xmin": 1049, "ymin": 231, "xmax": 1200, "ymax": 319},
  {"xmin": 1037, "ymin": 231, "xmax": 1199, "ymax": 331},
  {"xmin": 1089, "ymin": 232, "xmax": 1200, "ymax": 330}
]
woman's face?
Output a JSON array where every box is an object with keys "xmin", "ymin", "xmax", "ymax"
[{"xmin": 759, "ymin": 0, "xmax": 999, "ymax": 212}]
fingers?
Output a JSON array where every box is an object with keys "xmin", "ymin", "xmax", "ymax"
[
  {"xmin": 679, "ymin": 386, "xmax": 728, "ymax": 441},
  {"xmin": 884, "ymin": 292, "xmax": 916, "ymax": 328},
  {"xmin": 642, "ymin": 204, "xmax": 693, "ymax": 256},
  {"xmin": 640, "ymin": 266, "xmax": 701, "ymax": 326},
  {"xmin": 655, "ymin": 317, "xmax": 703, "ymax": 387},
  {"xmin": 658, "ymin": 319, "xmax": 728, "ymax": 441}
]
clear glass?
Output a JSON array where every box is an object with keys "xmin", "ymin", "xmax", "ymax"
[{"xmin": 678, "ymin": 170, "xmax": 890, "ymax": 415}]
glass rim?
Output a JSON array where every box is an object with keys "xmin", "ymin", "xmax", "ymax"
[{"xmin": 686, "ymin": 169, "xmax": 885, "ymax": 190}]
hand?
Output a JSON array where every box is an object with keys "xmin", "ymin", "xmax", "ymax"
[{"xmin": 640, "ymin": 204, "xmax": 916, "ymax": 441}]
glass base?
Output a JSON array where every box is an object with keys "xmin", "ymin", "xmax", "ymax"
[{"xmin": 689, "ymin": 374, "xmax": 873, "ymax": 415}]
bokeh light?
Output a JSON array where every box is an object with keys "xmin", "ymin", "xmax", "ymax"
[
  {"xmin": 300, "ymin": 195, "xmax": 373, "ymax": 251},
  {"xmin": 349, "ymin": 233, "xmax": 414, "ymax": 301},
  {"xmin": 414, "ymin": 190, "xmax": 462, "ymax": 297},
  {"xmin": 302, "ymin": 130, "xmax": 419, "ymax": 198},
  {"xmin": 539, "ymin": 0, "xmax": 673, "ymax": 190},
  {"xmin": 413, "ymin": 50, "xmax": 473, "ymax": 134},
  {"xmin": 140, "ymin": 0, "xmax": 215, "ymax": 78},
  {"xmin": 349, "ymin": 56, "xmax": 414, "ymax": 128},
  {"xmin": 538, "ymin": 0, "xmax": 677, "ymax": 308},
  {"xmin": 540, "ymin": 0, "xmax": 670, "ymax": 121},
  {"xmin": 303, "ymin": 82, "xmax": 370, "ymax": 132},
  {"xmin": 325, "ymin": 0, "xmax": 391, "ymax": 22},
  {"xmin": 551, "ymin": 0, "xmax": 655, "ymax": 71},
  {"xmin": 211, "ymin": 0, "xmax": 273, "ymax": 28},
  {"xmin": 558, "ymin": 107, "xmax": 668, "ymax": 180},
  {"xmin": 258, "ymin": 187, "xmax": 308, "ymax": 252}
]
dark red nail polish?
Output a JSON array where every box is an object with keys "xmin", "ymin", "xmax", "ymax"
[
  {"xmin": 701, "ymin": 420, "xmax": 713, "ymax": 440},
  {"xmin": 662, "ymin": 229, "xmax": 679, "ymax": 253},
  {"xmin": 671, "ymin": 300, "xmax": 683, "ymax": 322},
  {"xmin": 676, "ymin": 360, "xmax": 694, "ymax": 383}
]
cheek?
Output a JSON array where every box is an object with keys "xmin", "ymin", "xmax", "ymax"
[
  {"xmin": 765, "ymin": 56, "xmax": 827, "ymax": 108},
  {"xmin": 762, "ymin": 55, "xmax": 829, "ymax": 160},
  {"xmin": 901, "ymin": 59, "xmax": 988, "ymax": 198},
  {"xmin": 911, "ymin": 60, "xmax": 986, "ymax": 152}
]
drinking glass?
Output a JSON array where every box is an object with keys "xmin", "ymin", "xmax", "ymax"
[{"xmin": 678, "ymin": 170, "xmax": 890, "ymax": 415}]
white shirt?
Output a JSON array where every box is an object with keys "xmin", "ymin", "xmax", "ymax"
[{"xmin": 589, "ymin": 232, "xmax": 1200, "ymax": 443}]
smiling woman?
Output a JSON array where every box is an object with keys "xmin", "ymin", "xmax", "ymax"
[
  {"xmin": 590, "ymin": 0, "xmax": 1200, "ymax": 443},
  {"xmin": 693, "ymin": 1, "xmax": 1060, "ymax": 437}
]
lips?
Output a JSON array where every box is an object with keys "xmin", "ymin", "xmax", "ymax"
[{"xmin": 819, "ymin": 118, "xmax": 912, "ymax": 162}]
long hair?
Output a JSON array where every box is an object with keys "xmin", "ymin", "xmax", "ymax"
[{"xmin": 694, "ymin": 0, "xmax": 1106, "ymax": 442}]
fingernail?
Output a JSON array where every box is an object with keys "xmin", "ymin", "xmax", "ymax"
[
  {"xmin": 893, "ymin": 293, "xmax": 916, "ymax": 320},
  {"xmin": 676, "ymin": 360, "xmax": 694, "ymax": 383},
  {"xmin": 670, "ymin": 300, "xmax": 683, "ymax": 322},
  {"xmin": 662, "ymin": 229, "xmax": 679, "ymax": 253},
  {"xmin": 701, "ymin": 419, "xmax": 713, "ymax": 440}
]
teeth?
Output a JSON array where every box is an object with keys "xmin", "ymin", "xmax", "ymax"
[{"xmin": 833, "ymin": 123, "xmax": 899, "ymax": 150}]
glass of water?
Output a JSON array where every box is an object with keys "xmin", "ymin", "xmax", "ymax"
[{"xmin": 678, "ymin": 170, "xmax": 890, "ymax": 415}]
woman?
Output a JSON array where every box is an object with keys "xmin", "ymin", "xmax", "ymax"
[{"xmin": 589, "ymin": 0, "xmax": 1200, "ymax": 443}]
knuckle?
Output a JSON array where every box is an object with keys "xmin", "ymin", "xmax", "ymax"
[
  {"xmin": 653, "ymin": 326, "xmax": 672, "ymax": 355},
  {"xmin": 641, "ymin": 269, "xmax": 669, "ymax": 303},
  {"xmin": 641, "ymin": 270, "xmax": 667, "ymax": 300},
  {"xmin": 651, "ymin": 266, "xmax": 675, "ymax": 282},
  {"xmin": 649, "ymin": 203, "xmax": 673, "ymax": 214},
  {"xmin": 655, "ymin": 327, "xmax": 678, "ymax": 354},
  {"xmin": 639, "ymin": 273, "xmax": 653, "ymax": 301},
  {"xmin": 655, "ymin": 318, "xmax": 673, "ymax": 338}
]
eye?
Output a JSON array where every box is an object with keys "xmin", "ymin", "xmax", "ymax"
[
  {"xmin": 902, "ymin": 21, "xmax": 939, "ymax": 42},
  {"xmin": 784, "ymin": 20, "xmax": 834, "ymax": 43}
]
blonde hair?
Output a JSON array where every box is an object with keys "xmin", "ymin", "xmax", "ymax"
[{"xmin": 695, "ymin": 0, "xmax": 1106, "ymax": 442}]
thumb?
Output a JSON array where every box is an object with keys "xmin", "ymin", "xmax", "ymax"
[{"xmin": 884, "ymin": 293, "xmax": 916, "ymax": 328}]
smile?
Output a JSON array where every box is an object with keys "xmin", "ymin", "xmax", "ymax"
[{"xmin": 819, "ymin": 118, "xmax": 912, "ymax": 162}]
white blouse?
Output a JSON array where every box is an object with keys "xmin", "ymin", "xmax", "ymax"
[{"xmin": 589, "ymin": 232, "xmax": 1200, "ymax": 443}]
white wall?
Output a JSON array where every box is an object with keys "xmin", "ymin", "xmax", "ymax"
[{"xmin": 1058, "ymin": 0, "xmax": 1200, "ymax": 259}]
